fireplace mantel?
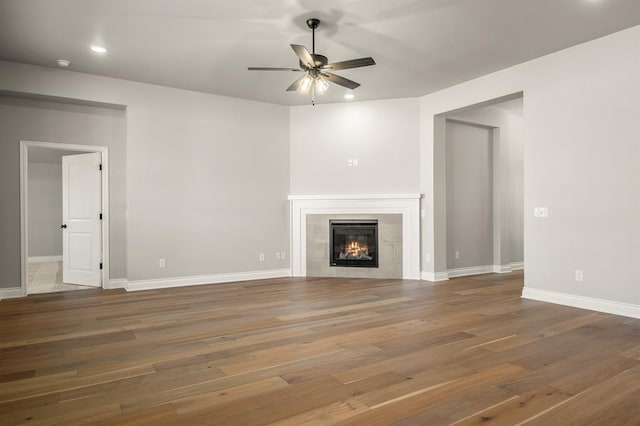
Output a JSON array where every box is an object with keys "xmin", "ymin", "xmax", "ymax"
[{"xmin": 288, "ymin": 194, "xmax": 422, "ymax": 279}]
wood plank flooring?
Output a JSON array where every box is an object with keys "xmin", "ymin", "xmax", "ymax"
[{"xmin": 0, "ymin": 271, "xmax": 638, "ymax": 425}]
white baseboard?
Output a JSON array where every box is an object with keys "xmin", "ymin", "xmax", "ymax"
[
  {"xmin": 106, "ymin": 279, "xmax": 128, "ymax": 290},
  {"xmin": 0, "ymin": 287, "xmax": 24, "ymax": 299},
  {"xmin": 28, "ymin": 255, "xmax": 62, "ymax": 263},
  {"xmin": 447, "ymin": 262, "xmax": 525, "ymax": 278},
  {"xmin": 421, "ymin": 271, "xmax": 449, "ymax": 282},
  {"xmin": 126, "ymin": 269, "xmax": 291, "ymax": 292},
  {"xmin": 494, "ymin": 264, "xmax": 512, "ymax": 273},
  {"xmin": 510, "ymin": 261, "xmax": 525, "ymax": 270},
  {"xmin": 522, "ymin": 287, "xmax": 640, "ymax": 319},
  {"xmin": 448, "ymin": 265, "xmax": 496, "ymax": 278}
]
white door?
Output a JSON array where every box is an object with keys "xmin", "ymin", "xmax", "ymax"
[{"xmin": 62, "ymin": 152, "xmax": 102, "ymax": 287}]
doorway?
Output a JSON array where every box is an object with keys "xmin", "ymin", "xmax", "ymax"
[
  {"xmin": 434, "ymin": 93, "xmax": 525, "ymax": 278},
  {"xmin": 20, "ymin": 141, "xmax": 110, "ymax": 295}
]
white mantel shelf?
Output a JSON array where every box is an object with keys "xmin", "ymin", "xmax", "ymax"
[
  {"xmin": 289, "ymin": 194, "xmax": 422, "ymax": 280},
  {"xmin": 288, "ymin": 194, "xmax": 422, "ymax": 200}
]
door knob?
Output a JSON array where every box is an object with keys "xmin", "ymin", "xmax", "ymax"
[{"xmin": 61, "ymin": 224, "xmax": 67, "ymax": 229}]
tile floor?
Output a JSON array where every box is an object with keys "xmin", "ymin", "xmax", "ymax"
[{"xmin": 27, "ymin": 261, "xmax": 94, "ymax": 294}]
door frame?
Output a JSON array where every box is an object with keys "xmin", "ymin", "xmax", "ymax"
[{"xmin": 20, "ymin": 140, "xmax": 110, "ymax": 296}]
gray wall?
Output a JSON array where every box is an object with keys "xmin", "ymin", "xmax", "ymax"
[
  {"xmin": 1, "ymin": 25, "xmax": 638, "ymax": 312},
  {"xmin": 445, "ymin": 121, "xmax": 494, "ymax": 269},
  {"xmin": 507, "ymin": 114, "xmax": 524, "ymax": 263},
  {"xmin": 290, "ymin": 98, "xmax": 420, "ymax": 195},
  {"xmin": 0, "ymin": 96, "xmax": 127, "ymax": 287},
  {"xmin": 124, "ymin": 93, "xmax": 290, "ymax": 280},
  {"xmin": 420, "ymin": 26, "xmax": 640, "ymax": 306},
  {"xmin": 0, "ymin": 60, "xmax": 290, "ymax": 287},
  {"xmin": 27, "ymin": 162, "xmax": 62, "ymax": 257},
  {"xmin": 445, "ymin": 105, "xmax": 525, "ymax": 270}
]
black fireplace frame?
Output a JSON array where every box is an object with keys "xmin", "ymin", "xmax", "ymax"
[{"xmin": 329, "ymin": 219, "xmax": 379, "ymax": 268}]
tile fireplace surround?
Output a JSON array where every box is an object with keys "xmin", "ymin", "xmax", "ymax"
[{"xmin": 288, "ymin": 194, "xmax": 421, "ymax": 279}]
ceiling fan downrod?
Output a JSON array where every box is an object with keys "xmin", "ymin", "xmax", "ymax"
[{"xmin": 306, "ymin": 18, "xmax": 320, "ymax": 54}]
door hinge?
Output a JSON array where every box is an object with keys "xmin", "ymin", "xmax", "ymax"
[
  {"xmin": 99, "ymin": 213, "xmax": 103, "ymax": 220},
  {"xmin": 99, "ymin": 164, "xmax": 103, "ymax": 171},
  {"xmin": 100, "ymin": 262, "xmax": 103, "ymax": 270}
]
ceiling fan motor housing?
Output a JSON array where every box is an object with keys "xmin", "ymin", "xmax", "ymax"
[
  {"xmin": 300, "ymin": 54, "xmax": 328, "ymax": 70},
  {"xmin": 306, "ymin": 18, "xmax": 320, "ymax": 30}
]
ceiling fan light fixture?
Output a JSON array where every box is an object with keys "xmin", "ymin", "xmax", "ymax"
[
  {"xmin": 298, "ymin": 74, "xmax": 330, "ymax": 96},
  {"xmin": 299, "ymin": 75, "xmax": 313, "ymax": 94},
  {"xmin": 314, "ymin": 75, "xmax": 329, "ymax": 95}
]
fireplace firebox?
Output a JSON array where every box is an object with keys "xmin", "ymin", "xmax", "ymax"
[{"xmin": 329, "ymin": 220, "xmax": 378, "ymax": 268}]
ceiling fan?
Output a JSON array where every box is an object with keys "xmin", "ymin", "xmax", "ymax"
[{"xmin": 248, "ymin": 18, "xmax": 375, "ymax": 102}]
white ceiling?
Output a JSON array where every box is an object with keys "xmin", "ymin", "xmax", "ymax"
[{"xmin": 0, "ymin": 0, "xmax": 638, "ymax": 106}]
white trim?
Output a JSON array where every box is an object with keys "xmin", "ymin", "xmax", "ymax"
[
  {"xmin": 447, "ymin": 265, "xmax": 496, "ymax": 278},
  {"xmin": 494, "ymin": 264, "xmax": 513, "ymax": 274},
  {"xmin": 288, "ymin": 194, "xmax": 421, "ymax": 201},
  {"xmin": 20, "ymin": 141, "xmax": 110, "ymax": 295},
  {"xmin": 126, "ymin": 269, "xmax": 291, "ymax": 292},
  {"xmin": 106, "ymin": 279, "xmax": 128, "ymax": 290},
  {"xmin": 289, "ymin": 195, "xmax": 421, "ymax": 280},
  {"xmin": 446, "ymin": 262, "xmax": 525, "ymax": 278},
  {"xmin": 421, "ymin": 271, "xmax": 449, "ymax": 282},
  {"xmin": 511, "ymin": 261, "xmax": 524, "ymax": 270},
  {"xmin": 427, "ymin": 261, "xmax": 525, "ymax": 280},
  {"xmin": 0, "ymin": 287, "xmax": 24, "ymax": 299},
  {"xmin": 522, "ymin": 287, "xmax": 640, "ymax": 319},
  {"xmin": 28, "ymin": 255, "xmax": 63, "ymax": 263}
]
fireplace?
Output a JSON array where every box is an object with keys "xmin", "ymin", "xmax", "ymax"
[
  {"xmin": 330, "ymin": 220, "xmax": 378, "ymax": 268},
  {"xmin": 290, "ymin": 194, "xmax": 421, "ymax": 278}
]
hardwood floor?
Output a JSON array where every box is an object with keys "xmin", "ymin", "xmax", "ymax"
[{"xmin": 0, "ymin": 271, "xmax": 638, "ymax": 425}]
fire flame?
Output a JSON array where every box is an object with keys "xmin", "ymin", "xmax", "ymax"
[{"xmin": 346, "ymin": 241, "xmax": 369, "ymax": 257}]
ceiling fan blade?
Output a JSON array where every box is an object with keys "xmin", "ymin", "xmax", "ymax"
[
  {"xmin": 321, "ymin": 72, "xmax": 361, "ymax": 90},
  {"xmin": 323, "ymin": 57, "xmax": 376, "ymax": 71},
  {"xmin": 291, "ymin": 44, "xmax": 315, "ymax": 69},
  {"xmin": 248, "ymin": 67, "xmax": 302, "ymax": 71},
  {"xmin": 286, "ymin": 74, "xmax": 310, "ymax": 92}
]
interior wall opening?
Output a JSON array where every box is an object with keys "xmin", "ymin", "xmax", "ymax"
[
  {"xmin": 435, "ymin": 93, "xmax": 525, "ymax": 278},
  {"xmin": 20, "ymin": 141, "xmax": 110, "ymax": 296}
]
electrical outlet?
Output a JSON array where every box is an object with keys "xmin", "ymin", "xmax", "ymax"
[
  {"xmin": 534, "ymin": 207, "xmax": 549, "ymax": 218},
  {"xmin": 259, "ymin": 253, "xmax": 265, "ymax": 262},
  {"xmin": 275, "ymin": 252, "xmax": 281, "ymax": 260},
  {"xmin": 575, "ymin": 270, "xmax": 584, "ymax": 282},
  {"xmin": 455, "ymin": 251, "xmax": 460, "ymax": 260},
  {"xmin": 159, "ymin": 258, "xmax": 166, "ymax": 268},
  {"xmin": 353, "ymin": 158, "xmax": 359, "ymax": 167},
  {"xmin": 347, "ymin": 159, "xmax": 353, "ymax": 167},
  {"xmin": 281, "ymin": 251, "xmax": 286, "ymax": 260}
]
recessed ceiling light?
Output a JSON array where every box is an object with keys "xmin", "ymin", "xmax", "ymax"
[
  {"xmin": 344, "ymin": 93, "xmax": 355, "ymax": 100},
  {"xmin": 56, "ymin": 59, "xmax": 71, "ymax": 68},
  {"xmin": 90, "ymin": 45, "xmax": 107, "ymax": 53}
]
